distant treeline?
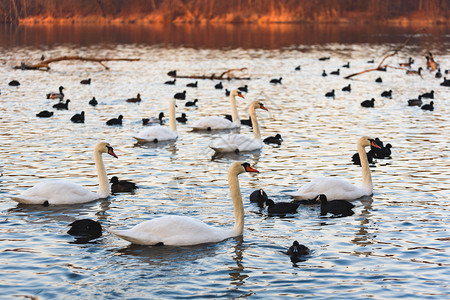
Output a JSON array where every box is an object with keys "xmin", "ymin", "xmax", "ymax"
[{"xmin": 1, "ymin": 0, "xmax": 449, "ymax": 24}]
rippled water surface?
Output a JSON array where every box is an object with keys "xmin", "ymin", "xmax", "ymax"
[{"xmin": 1, "ymin": 24, "xmax": 449, "ymax": 299}]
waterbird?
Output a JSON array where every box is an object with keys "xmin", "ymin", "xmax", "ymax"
[
  {"xmin": 265, "ymin": 199, "xmax": 299, "ymax": 214},
  {"xmin": 106, "ymin": 115, "xmax": 123, "ymax": 126},
  {"xmin": 316, "ymin": 194, "xmax": 355, "ymax": 217},
  {"xmin": 238, "ymin": 85, "xmax": 248, "ymax": 93},
  {"xmin": 71, "ymin": 111, "xmax": 85, "ymax": 123},
  {"xmin": 80, "ymin": 78, "xmax": 91, "ymax": 85},
  {"xmin": 249, "ymin": 189, "xmax": 268, "ymax": 207},
  {"xmin": 174, "ymin": 90, "xmax": 186, "ymax": 100},
  {"xmin": 360, "ymin": 98, "xmax": 375, "ymax": 108},
  {"xmin": 46, "ymin": 86, "xmax": 64, "ymax": 100},
  {"xmin": 287, "ymin": 241, "xmax": 310, "ymax": 256},
  {"xmin": 263, "ymin": 134, "xmax": 283, "ymax": 145},
  {"xmin": 9, "ymin": 80, "xmax": 20, "ymax": 86},
  {"xmin": 325, "ymin": 89, "xmax": 335, "ymax": 98},
  {"xmin": 342, "ymin": 84, "xmax": 351, "ymax": 92},
  {"xmin": 89, "ymin": 97, "xmax": 98, "ymax": 106},
  {"xmin": 53, "ymin": 99, "xmax": 70, "ymax": 110},
  {"xmin": 126, "ymin": 93, "xmax": 141, "ymax": 103},
  {"xmin": 215, "ymin": 82, "xmax": 223, "ymax": 89},
  {"xmin": 164, "ymin": 78, "xmax": 176, "ymax": 85},
  {"xmin": 270, "ymin": 77, "xmax": 282, "ymax": 84},
  {"xmin": 287, "ymin": 137, "xmax": 380, "ymax": 201},
  {"xmin": 185, "ymin": 99, "xmax": 198, "ymax": 107},
  {"xmin": 142, "ymin": 112, "xmax": 165, "ymax": 125},
  {"xmin": 421, "ymin": 101, "xmax": 434, "ymax": 111},
  {"xmin": 36, "ymin": 110, "xmax": 53, "ymax": 118},
  {"xmin": 186, "ymin": 81, "xmax": 198, "ymax": 88},
  {"xmin": 110, "ymin": 176, "xmax": 137, "ymax": 193},
  {"xmin": 11, "ymin": 142, "xmax": 117, "ymax": 205},
  {"xmin": 109, "ymin": 162, "xmax": 259, "ymax": 246}
]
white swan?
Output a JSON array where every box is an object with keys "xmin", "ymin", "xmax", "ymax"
[
  {"xmin": 109, "ymin": 161, "xmax": 259, "ymax": 246},
  {"xmin": 190, "ymin": 89, "xmax": 245, "ymax": 131},
  {"xmin": 134, "ymin": 98, "xmax": 177, "ymax": 143},
  {"xmin": 12, "ymin": 142, "xmax": 118, "ymax": 205},
  {"xmin": 209, "ymin": 100, "xmax": 268, "ymax": 153},
  {"xmin": 287, "ymin": 136, "xmax": 380, "ymax": 201}
]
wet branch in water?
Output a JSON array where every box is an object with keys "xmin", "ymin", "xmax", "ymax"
[
  {"xmin": 14, "ymin": 56, "xmax": 140, "ymax": 71},
  {"xmin": 344, "ymin": 28, "xmax": 425, "ymax": 80},
  {"xmin": 169, "ymin": 68, "xmax": 251, "ymax": 80}
]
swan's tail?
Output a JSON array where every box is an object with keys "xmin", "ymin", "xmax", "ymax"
[{"xmin": 109, "ymin": 229, "xmax": 162, "ymax": 246}]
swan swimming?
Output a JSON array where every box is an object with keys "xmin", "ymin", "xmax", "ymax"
[
  {"xmin": 109, "ymin": 161, "xmax": 259, "ymax": 246},
  {"xmin": 190, "ymin": 89, "xmax": 245, "ymax": 131},
  {"xmin": 287, "ymin": 136, "xmax": 380, "ymax": 201},
  {"xmin": 209, "ymin": 100, "xmax": 268, "ymax": 153},
  {"xmin": 12, "ymin": 142, "xmax": 118, "ymax": 205}
]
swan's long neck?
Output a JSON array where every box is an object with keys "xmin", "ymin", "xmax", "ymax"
[
  {"xmin": 169, "ymin": 98, "xmax": 177, "ymax": 133},
  {"xmin": 228, "ymin": 167, "xmax": 244, "ymax": 236},
  {"xmin": 358, "ymin": 143, "xmax": 373, "ymax": 193},
  {"xmin": 230, "ymin": 94, "xmax": 240, "ymax": 127},
  {"xmin": 95, "ymin": 150, "xmax": 110, "ymax": 198},
  {"xmin": 249, "ymin": 105, "xmax": 262, "ymax": 141}
]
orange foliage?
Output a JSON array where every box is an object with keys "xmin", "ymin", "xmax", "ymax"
[{"xmin": 0, "ymin": 0, "xmax": 448, "ymax": 24}]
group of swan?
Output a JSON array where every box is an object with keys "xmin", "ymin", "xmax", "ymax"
[{"xmin": 11, "ymin": 135, "xmax": 378, "ymax": 246}]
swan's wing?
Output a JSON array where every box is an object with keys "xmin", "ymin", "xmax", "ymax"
[
  {"xmin": 210, "ymin": 134, "xmax": 262, "ymax": 153},
  {"xmin": 134, "ymin": 126, "xmax": 177, "ymax": 142},
  {"xmin": 12, "ymin": 180, "xmax": 97, "ymax": 205},
  {"xmin": 110, "ymin": 215, "xmax": 230, "ymax": 246},
  {"xmin": 190, "ymin": 116, "xmax": 237, "ymax": 130},
  {"xmin": 288, "ymin": 177, "xmax": 360, "ymax": 201}
]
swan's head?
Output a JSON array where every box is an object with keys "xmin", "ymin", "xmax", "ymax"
[
  {"xmin": 96, "ymin": 142, "xmax": 118, "ymax": 158},
  {"xmin": 230, "ymin": 161, "xmax": 259, "ymax": 175},
  {"xmin": 231, "ymin": 89, "xmax": 245, "ymax": 99},
  {"xmin": 359, "ymin": 136, "xmax": 381, "ymax": 149}
]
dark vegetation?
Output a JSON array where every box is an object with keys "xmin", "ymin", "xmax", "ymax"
[{"xmin": 1, "ymin": 0, "xmax": 448, "ymax": 24}]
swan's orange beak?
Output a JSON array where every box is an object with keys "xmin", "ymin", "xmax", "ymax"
[
  {"xmin": 245, "ymin": 165, "xmax": 259, "ymax": 173},
  {"xmin": 237, "ymin": 91, "xmax": 245, "ymax": 99},
  {"xmin": 259, "ymin": 103, "xmax": 268, "ymax": 111},
  {"xmin": 371, "ymin": 140, "xmax": 381, "ymax": 149},
  {"xmin": 108, "ymin": 148, "xmax": 118, "ymax": 158}
]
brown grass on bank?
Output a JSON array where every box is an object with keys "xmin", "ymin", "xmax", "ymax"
[{"xmin": 2, "ymin": 0, "xmax": 449, "ymax": 25}]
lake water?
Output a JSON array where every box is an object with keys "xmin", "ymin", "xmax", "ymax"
[{"xmin": 0, "ymin": 24, "xmax": 449, "ymax": 299}]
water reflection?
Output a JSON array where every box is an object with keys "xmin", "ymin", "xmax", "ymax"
[{"xmin": 0, "ymin": 23, "xmax": 448, "ymax": 52}]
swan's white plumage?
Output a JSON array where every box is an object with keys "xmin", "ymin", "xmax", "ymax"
[
  {"xmin": 210, "ymin": 100, "xmax": 267, "ymax": 153},
  {"xmin": 13, "ymin": 180, "xmax": 99, "ymax": 204},
  {"xmin": 210, "ymin": 134, "xmax": 263, "ymax": 152},
  {"xmin": 110, "ymin": 161, "xmax": 258, "ymax": 246},
  {"xmin": 190, "ymin": 89, "xmax": 244, "ymax": 131},
  {"xmin": 12, "ymin": 142, "xmax": 117, "ymax": 205},
  {"xmin": 287, "ymin": 136, "xmax": 377, "ymax": 201},
  {"xmin": 110, "ymin": 215, "xmax": 234, "ymax": 246},
  {"xmin": 134, "ymin": 98, "xmax": 177, "ymax": 142},
  {"xmin": 190, "ymin": 116, "xmax": 238, "ymax": 131}
]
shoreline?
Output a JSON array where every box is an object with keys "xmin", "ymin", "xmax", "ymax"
[{"xmin": 12, "ymin": 15, "xmax": 450, "ymax": 26}]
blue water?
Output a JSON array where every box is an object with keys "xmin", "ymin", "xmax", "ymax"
[{"xmin": 0, "ymin": 24, "xmax": 449, "ymax": 299}]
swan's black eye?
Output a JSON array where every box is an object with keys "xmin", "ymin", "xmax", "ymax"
[{"xmin": 241, "ymin": 162, "xmax": 250, "ymax": 169}]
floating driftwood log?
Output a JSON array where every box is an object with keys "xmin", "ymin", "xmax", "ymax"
[
  {"xmin": 344, "ymin": 29, "xmax": 424, "ymax": 80},
  {"xmin": 168, "ymin": 68, "xmax": 251, "ymax": 80},
  {"xmin": 14, "ymin": 56, "xmax": 140, "ymax": 71}
]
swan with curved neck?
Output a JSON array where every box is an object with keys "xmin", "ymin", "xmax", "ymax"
[
  {"xmin": 288, "ymin": 136, "xmax": 380, "ymax": 201},
  {"xmin": 12, "ymin": 142, "xmax": 117, "ymax": 205},
  {"xmin": 210, "ymin": 101, "xmax": 268, "ymax": 153},
  {"xmin": 109, "ymin": 161, "xmax": 258, "ymax": 246},
  {"xmin": 134, "ymin": 98, "xmax": 177, "ymax": 143},
  {"xmin": 190, "ymin": 89, "xmax": 245, "ymax": 131}
]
